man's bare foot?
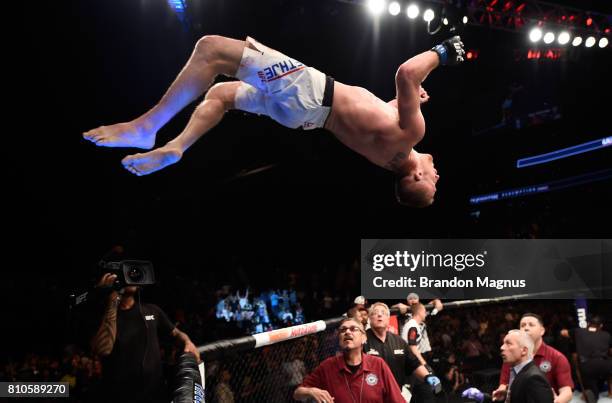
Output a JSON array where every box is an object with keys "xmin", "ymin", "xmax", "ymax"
[
  {"xmin": 121, "ymin": 144, "xmax": 183, "ymax": 176},
  {"xmin": 83, "ymin": 119, "xmax": 157, "ymax": 149}
]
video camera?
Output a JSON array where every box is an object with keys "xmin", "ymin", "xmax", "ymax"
[
  {"xmin": 68, "ymin": 260, "xmax": 156, "ymax": 310},
  {"xmin": 98, "ymin": 260, "xmax": 156, "ymax": 290}
]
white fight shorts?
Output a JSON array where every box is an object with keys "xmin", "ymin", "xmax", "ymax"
[{"xmin": 234, "ymin": 36, "xmax": 334, "ymax": 130}]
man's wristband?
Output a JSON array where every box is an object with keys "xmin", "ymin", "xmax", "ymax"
[{"xmin": 431, "ymin": 45, "xmax": 447, "ymax": 65}]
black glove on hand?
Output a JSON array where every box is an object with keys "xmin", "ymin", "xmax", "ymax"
[{"xmin": 431, "ymin": 36, "xmax": 465, "ymax": 65}]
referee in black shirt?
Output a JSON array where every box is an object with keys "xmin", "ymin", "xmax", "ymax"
[{"xmin": 362, "ymin": 302, "xmax": 440, "ymax": 402}]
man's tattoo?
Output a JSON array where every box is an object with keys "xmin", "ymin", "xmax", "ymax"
[
  {"xmin": 385, "ymin": 152, "xmax": 407, "ymax": 172},
  {"xmin": 92, "ymin": 298, "xmax": 118, "ymax": 355}
]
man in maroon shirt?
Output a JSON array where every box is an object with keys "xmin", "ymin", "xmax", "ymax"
[
  {"xmin": 294, "ymin": 317, "xmax": 404, "ymax": 403},
  {"xmin": 492, "ymin": 313, "xmax": 573, "ymax": 403}
]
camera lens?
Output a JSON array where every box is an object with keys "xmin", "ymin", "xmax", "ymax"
[{"xmin": 127, "ymin": 266, "xmax": 144, "ymax": 282}]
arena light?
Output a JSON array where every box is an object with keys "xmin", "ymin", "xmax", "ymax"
[
  {"xmin": 543, "ymin": 32, "xmax": 555, "ymax": 44},
  {"xmin": 572, "ymin": 36, "xmax": 583, "ymax": 46},
  {"xmin": 462, "ymin": 15, "xmax": 468, "ymax": 24},
  {"xmin": 443, "ymin": 17, "xmax": 449, "ymax": 25},
  {"xmin": 167, "ymin": 0, "xmax": 190, "ymax": 27},
  {"xmin": 585, "ymin": 36, "xmax": 596, "ymax": 47},
  {"xmin": 167, "ymin": 0, "xmax": 185, "ymax": 12},
  {"xmin": 423, "ymin": 9, "xmax": 435, "ymax": 22},
  {"xmin": 516, "ymin": 136, "xmax": 612, "ymax": 168},
  {"xmin": 388, "ymin": 1, "xmax": 401, "ymax": 16},
  {"xmin": 529, "ymin": 28, "xmax": 543, "ymax": 42},
  {"xmin": 469, "ymin": 168, "xmax": 612, "ymax": 205},
  {"xmin": 406, "ymin": 4, "xmax": 419, "ymax": 19},
  {"xmin": 465, "ymin": 49, "xmax": 479, "ymax": 60},
  {"xmin": 367, "ymin": 0, "xmax": 386, "ymax": 15},
  {"xmin": 557, "ymin": 31, "xmax": 570, "ymax": 45},
  {"xmin": 599, "ymin": 37, "xmax": 609, "ymax": 48}
]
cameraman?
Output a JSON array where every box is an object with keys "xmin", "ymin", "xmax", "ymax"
[{"xmin": 90, "ymin": 273, "xmax": 200, "ymax": 403}]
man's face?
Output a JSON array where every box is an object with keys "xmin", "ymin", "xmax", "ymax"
[
  {"xmin": 397, "ymin": 153, "xmax": 439, "ymax": 207},
  {"xmin": 520, "ymin": 316, "xmax": 545, "ymax": 343},
  {"xmin": 500, "ymin": 333, "xmax": 525, "ymax": 365},
  {"xmin": 414, "ymin": 305, "xmax": 426, "ymax": 321},
  {"xmin": 407, "ymin": 296, "xmax": 419, "ymax": 306},
  {"xmin": 121, "ymin": 286, "xmax": 138, "ymax": 297},
  {"xmin": 338, "ymin": 320, "xmax": 366, "ymax": 351},
  {"xmin": 359, "ymin": 309, "xmax": 369, "ymax": 326},
  {"xmin": 369, "ymin": 306, "xmax": 390, "ymax": 331},
  {"xmin": 423, "ymin": 153, "xmax": 440, "ymax": 188},
  {"xmin": 420, "ymin": 154, "xmax": 439, "ymax": 206}
]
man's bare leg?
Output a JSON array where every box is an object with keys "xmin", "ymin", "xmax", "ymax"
[
  {"xmin": 121, "ymin": 81, "xmax": 240, "ymax": 176},
  {"xmin": 83, "ymin": 35, "xmax": 245, "ymax": 149}
]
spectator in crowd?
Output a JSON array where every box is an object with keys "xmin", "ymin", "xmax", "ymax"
[
  {"xmin": 283, "ymin": 343, "xmax": 308, "ymax": 398},
  {"xmin": 213, "ymin": 285, "xmax": 307, "ymax": 334},
  {"xmin": 237, "ymin": 288, "xmax": 249, "ymax": 309},
  {"xmin": 353, "ymin": 295, "xmax": 368, "ymax": 310},
  {"xmin": 462, "ymin": 332, "xmax": 487, "ymax": 370},
  {"xmin": 347, "ymin": 305, "xmax": 369, "ymax": 329},
  {"xmin": 213, "ymin": 365, "xmax": 235, "ymax": 403},
  {"xmin": 436, "ymin": 352, "xmax": 465, "ymax": 394},
  {"xmin": 295, "ymin": 303, "xmax": 305, "ymax": 324}
]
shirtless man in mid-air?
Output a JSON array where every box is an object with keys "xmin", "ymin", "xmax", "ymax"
[{"xmin": 84, "ymin": 35, "xmax": 465, "ymax": 206}]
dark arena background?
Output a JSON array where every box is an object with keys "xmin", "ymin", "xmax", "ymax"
[{"xmin": 4, "ymin": 0, "xmax": 612, "ymax": 402}]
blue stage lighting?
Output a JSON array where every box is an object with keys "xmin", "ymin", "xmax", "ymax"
[
  {"xmin": 469, "ymin": 168, "xmax": 612, "ymax": 205},
  {"xmin": 168, "ymin": 0, "xmax": 186, "ymax": 13},
  {"xmin": 516, "ymin": 136, "xmax": 612, "ymax": 168}
]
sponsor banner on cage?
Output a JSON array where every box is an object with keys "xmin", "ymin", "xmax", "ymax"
[
  {"xmin": 253, "ymin": 320, "xmax": 326, "ymax": 348},
  {"xmin": 361, "ymin": 239, "xmax": 612, "ymax": 299}
]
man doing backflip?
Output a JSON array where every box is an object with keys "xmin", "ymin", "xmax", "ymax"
[{"xmin": 84, "ymin": 35, "xmax": 465, "ymax": 206}]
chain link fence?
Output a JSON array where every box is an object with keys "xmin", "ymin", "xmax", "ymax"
[
  {"xmin": 198, "ymin": 298, "xmax": 584, "ymax": 402},
  {"xmin": 201, "ymin": 319, "xmax": 343, "ymax": 402}
]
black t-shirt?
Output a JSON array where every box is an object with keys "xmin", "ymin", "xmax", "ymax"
[
  {"xmin": 364, "ymin": 329, "xmax": 421, "ymax": 387},
  {"xmin": 575, "ymin": 328, "xmax": 611, "ymax": 361},
  {"xmin": 101, "ymin": 302, "xmax": 175, "ymax": 403}
]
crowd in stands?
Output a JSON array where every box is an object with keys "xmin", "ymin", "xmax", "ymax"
[
  {"xmin": 1, "ymin": 346, "xmax": 102, "ymax": 402},
  {"xmin": 214, "ymin": 287, "xmax": 306, "ymax": 334},
  {"xmin": 4, "ymin": 254, "xmax": 609, "ymax": 403}
]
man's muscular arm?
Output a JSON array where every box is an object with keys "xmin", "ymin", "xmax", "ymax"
[
  {"xmin": 91, "ymin": 288, "xmax": 120, "ymax": 356},
  {"xmin": 410, "ymin": 344, "xmax": 428, "ymax": 366},
  {"xmin": 172, "ymin": 327, "xmax": 201, "ymax": 362},
  {"xmin": 388, "ymin": 86, "xmax": 430, "ymax": 108},
  {"xmin": 554, "ymin": 386, "xmax": 572, "ymax": 403},
  {"xmin": 395, "ymin": 51, "xmax": 439, "ymax": 131}
]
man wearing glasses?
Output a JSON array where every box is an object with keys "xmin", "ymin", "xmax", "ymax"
[
  {"xmin": 364, "ymin": 302, "xmax": 441, "ymax": 402},
  {"xmin": 294, "ymin": 317, "xmax": 404, "ymax": 403}
]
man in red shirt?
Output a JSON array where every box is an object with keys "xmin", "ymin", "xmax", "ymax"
[
  {"xmin": 492, "ymin": 313, "xmax": 573, "ymax": 403},
  {"xmin": 294, "ymin": 317, "xmax": 404, "ymax": 403}
]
